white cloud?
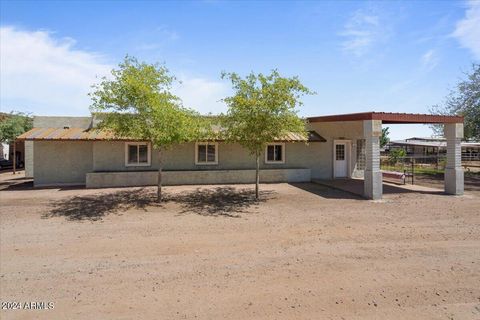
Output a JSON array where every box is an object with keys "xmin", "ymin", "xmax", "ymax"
[
  {"xmin": 0, "ymin": 26, "xmax": 112, "ymax": 115},
  {"xmin": 0, "ymin": 26, "xmax": 227, "ymax": 116},
  {"xmin": 340, "ymin": 9, "xmax": 387, "ymax": 57},
  {"xmin": 421, "ymin": 49, "xmax": 439, "ymax": 71},
  {"xmin": 453, "ymin": 0, "xmax": 480, "ymax": 59},
  {"xmin": 174, "ymin": 75, "xmax": 230, "ymax": 115},
  {"xmin": 135, "ymin": 26, "xmax": 179, "ymax": 52},
  {"xmin": 155, "ymin": 25, "xmax": 179, "ymax": 41}
]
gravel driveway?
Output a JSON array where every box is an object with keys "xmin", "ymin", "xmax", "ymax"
[{"xmin": 1, "ymin": 174, "xmax": 479, "ymax": 319}]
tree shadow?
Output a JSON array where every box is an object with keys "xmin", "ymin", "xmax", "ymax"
[
  {"xmin": 167, "ymin": 186, "xmax": 275, "ymax": 218},
  {"xmin": 45, "ymin": 186, "xmax": 275, "ymax": 221},
  {"xmin": 45, "ymin": 188, "xmax": 158, "ymax": 221}
]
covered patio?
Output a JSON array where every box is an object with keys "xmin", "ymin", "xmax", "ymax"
[
  {"xmin": 313, "ymin": 178, "xmax": 444, "ymax": 198},
  {"xmin": 309, "ymin": 112, "xmax": 464, "ymax": 200}
]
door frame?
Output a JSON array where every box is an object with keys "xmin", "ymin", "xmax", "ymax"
[{"xmin": 333, "ymin": 140, "xmax": 352, "ymax": 179}]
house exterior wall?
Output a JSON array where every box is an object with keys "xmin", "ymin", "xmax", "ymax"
[
  {"xmin": 308, "ymin": 121, "xmax": 364, "ymax": 179},
  {"xmin": 92, "ymin": 140, "xmax": 325, "ymax": 173},
  {"xmin": 29, "ymin": 117, "xmax": 367, "ymax": 187},
  {"xmin": 86, "ymin": 169, "xmax": 311, "ymax": 188},
  {"xmin": 33, "ymin": 141, "xmax": 93, "ymax": 186},
  {"xmin": 25, "ymin": 116, "xmax": 93, "ymax": 178},
  {"xmin": 33, "ymin": 116, "xmax": 92, "ymax": 129},
  {"xmin": 90, "ymin": 121, "xmax": 364, "ymax": 181},
  {"xmin": 24, "ymin": 141, "xmax": 34, "ymax": 177}
]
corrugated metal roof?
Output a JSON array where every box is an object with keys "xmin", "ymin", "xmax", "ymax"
[
  {"xmin": 17, "ymin": 128, "xmax": 327, "ymax": 142},
  {"xmin": 16, "ymin": 127, "xmax": 141, "ymax": 141},
  {"xmin": 390, "ymin": 140, "xmax": 480, "ymax": 148}
]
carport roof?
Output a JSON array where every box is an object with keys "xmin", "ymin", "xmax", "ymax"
[{"xmin": 308, "ymin": 112, "xmax": 464, "ymax": 124}]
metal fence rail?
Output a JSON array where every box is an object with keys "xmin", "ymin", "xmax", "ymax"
[{"xmin": 380, "ymin": 155, "xmax": 479, "ymax": 185}]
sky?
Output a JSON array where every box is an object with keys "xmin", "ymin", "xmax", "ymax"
[{"xmin": 0, "ymin": 0, "xmax": 479, "ymax": 139}]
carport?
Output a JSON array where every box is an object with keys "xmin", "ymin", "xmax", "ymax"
[{"xmin": 309, "ymin": 112, "xmax": 464, "ymax": 200}]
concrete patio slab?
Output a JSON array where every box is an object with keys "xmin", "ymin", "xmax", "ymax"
[{"xmin": 313, "ymin": 178, "xmax": 444, "ymax": 198}]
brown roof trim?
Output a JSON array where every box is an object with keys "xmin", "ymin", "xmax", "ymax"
[{"xmin": 308, "ymin": 112, "xmax": 464, "ymax": 124}]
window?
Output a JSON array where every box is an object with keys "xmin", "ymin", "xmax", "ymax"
[
  {"xmin": 195, "ymin": 142, "xmax": 218, "ymax": 165},
  {"xmin": 265, "ymin": 143, "xmax": 285, "ymax": 164},
  {"xmin": 356, "ymin": 139, "xmax": 366, "ymax": 170},
  {"xmin": 336, "ymin": 144, "xmax": 345, "ymax": 160},
  {"xmin": 125, "ymin": 142, "xmax": 151, "ymax": 166}
]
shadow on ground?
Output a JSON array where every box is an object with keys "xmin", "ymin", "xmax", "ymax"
[
  {"xmin": 45, "ymin": 188, "xmax": 157, "ymax": 221},
  {"xmin": 0, "ymin": 179, "xmax": 33, "ymax": 191},
  {"xmin": 289, "ymin": 182, "xmax": 362, "ymax": 200},
  {"xmin": 169, "ymin": 186, "xmax": 274, "ymax": 218},
  {"xmin": 414, "ymin": 173, "xmax": 480, "ymax": 193},
  {"xmin": 45, "ymin": 186, "xmax": 275, "ymax": 221},
  {"xmin": 310, "ymin": 179, "xmax": 447, "ymax": 199}
]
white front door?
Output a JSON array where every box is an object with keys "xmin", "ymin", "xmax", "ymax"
[{"xmin": 335, "ymin": 143, "xmax": 348, "ymax": 178}]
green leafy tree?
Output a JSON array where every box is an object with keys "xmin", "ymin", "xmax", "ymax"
[
  {"xmin": 388, "ymin": 148, "xmax": 406, "ymax": 165},
  {"xmin": 380, "ymin": 127, "xmax": 390, "ymax": 148},
  {"xmin": 221, "ymin": 70, "xmax": 314, "ymax": 199},
  {"xmin": 90, "ymin": 56, "xmax": 205, "ymax": 201},
  {"xmin": 0, "ymin": 112, "xmax": 33, "ymax": 173},
  {"xmin": 430, "ymin": 63, "xmax": 480, "ymax": 140},
  {"xmin": 0, "ymin": 112, "xmax": 33, "ymax": 143}
]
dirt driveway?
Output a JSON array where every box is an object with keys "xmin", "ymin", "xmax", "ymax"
[{"xmin": 1, "ymin": 173, "xmax": 479, "ymax": 319}]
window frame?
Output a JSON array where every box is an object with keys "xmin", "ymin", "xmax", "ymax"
[
  {"xmin": 335, "ymin": 143, "xmax": 346, "ymax": 161},
  {"xmin": 265, "ymin": 143, "xmax": 285, "ymax": 164},
  {"xmin": 124, "ymin": 142, "xmax": 151, "ymax": 167},
  {"xmin": 195, "ymin": 142, "xmax": 218, "ymax": 165}
]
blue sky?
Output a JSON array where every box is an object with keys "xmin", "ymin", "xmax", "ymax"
[{"xmin": 1, "ymin": 0, "xmax": 479, "ymax": 139}]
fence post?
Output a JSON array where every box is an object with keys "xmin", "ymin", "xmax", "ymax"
[
  {"xmin": 411, "ymin": 158, "xmax": 415, "ymax": 185},
  {"xmin": 13, "ymin": 139, "xmax": 16, "ymax": 175}
]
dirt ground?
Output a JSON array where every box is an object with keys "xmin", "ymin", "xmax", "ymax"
[{"xmin": 1, "ymin": 172, "xmax": 479, "ymax": 319}]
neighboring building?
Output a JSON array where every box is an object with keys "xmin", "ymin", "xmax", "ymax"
[
  {"xmin": 1, "ymin": 142, "xmax": 8, "ymax": 159},
  {"xmin": 0, "ymin": 141, "xmax": 25, "ymax": 165},
  {"xmin": 387, "ymin": 137, "xmax": 480, "ymax": 161},
  {"xmin": 12, "ymin": 140, "xmax": 25, "ymax": 166},
  {"xmin": 18, "ymin": 112, "xmax": 465, "ymax": 200}
]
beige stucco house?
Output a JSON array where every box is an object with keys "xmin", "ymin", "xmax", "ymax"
[{"xmin": 18, "ymin": 112, "xmax": 465, "ymax": 200}]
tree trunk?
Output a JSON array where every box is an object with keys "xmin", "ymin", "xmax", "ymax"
[
  {"xmin": 12, "ymin": 139, "xmax": 16, "ymax": 175},
  {"xmin": 255, "ymin": 151, "xmax": 259, "ymax": 199},
  {"xmin": 157, "ymin": 149, "xmax": 162, "ymax": 202}
]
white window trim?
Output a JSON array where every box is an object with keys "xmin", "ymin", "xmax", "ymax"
[
  {"xmin": 125, "ymin": 142, "xmax": 151, "ymax": 167},
  {"xmin": 265, "ymin": 143, "xmax": 286, "ymax": 164},
  {"xmin": 195, "ymin": 142, "xmax": 218, "ymax": 165}
]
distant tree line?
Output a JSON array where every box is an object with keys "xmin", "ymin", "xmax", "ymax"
[{"xmin": 430, "ymin": 63, "xmax": 479, "ymax": 141}]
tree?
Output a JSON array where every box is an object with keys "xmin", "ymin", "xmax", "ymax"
[
  {"xmin": 430, "ymin": 63, "xmax": 480, "ymax": 140},
  {"xmin": 221, "ymin": 70, "xmax": 314, "ymax": 199},
  {"xmin": 0, "ymin": 112, "xmax": 33, "ymax": 173},
  {"xmin": 388, "ymin": 148, "xmax": 406, "ymax": 165},
  {"xmin": 380, "ymin": 127, "xmax": 390, "ymax": 148},
  {"xmin": 90, "ymin": 56, "xmax": 205, "ymax": 201}
]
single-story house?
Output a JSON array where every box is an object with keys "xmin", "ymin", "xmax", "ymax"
[
  {"xmin": 18, "ymin": 111, "xmax": 465, "ymax": 200},
  {"xmin": 386, "ymin": 137, "xmax": 480, "ymax": 161}
]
